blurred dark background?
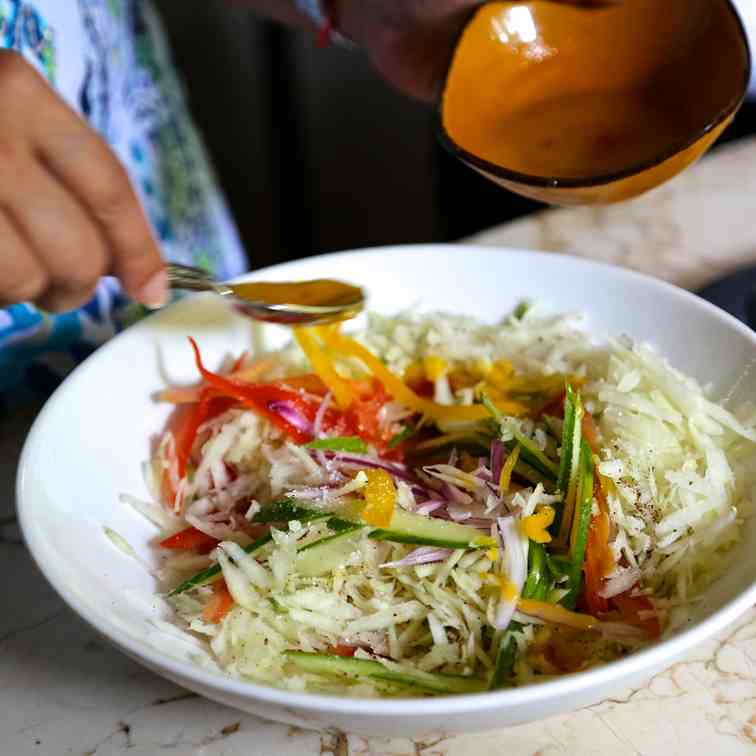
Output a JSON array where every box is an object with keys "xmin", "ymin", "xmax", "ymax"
[{"xmin": 154, "ymin": 2, "xmax": 756, "ymax": 272}]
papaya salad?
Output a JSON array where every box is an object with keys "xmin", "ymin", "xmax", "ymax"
[{"xmin": 128, "ymin": 305, "xmax": 756, "ymax": 697}]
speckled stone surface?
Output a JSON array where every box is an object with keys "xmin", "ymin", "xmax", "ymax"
[{"xmin": 3, "ymin": 139, "xmax": 756, "ymax": 755}]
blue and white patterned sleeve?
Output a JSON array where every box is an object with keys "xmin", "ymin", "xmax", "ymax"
[{"xmin": 0, "ymin": 0, "xmax": 247, "ymax": 405}]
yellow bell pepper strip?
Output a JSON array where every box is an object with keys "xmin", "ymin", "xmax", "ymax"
[
  {"xmin": 294, "ymin": 328, "xmax": 354, "ymax": 409},
  {"xmin": 361, "ymin": 468, "xmax": 397, "ymax": 528},
  {"xmin": 521, "ymin": 506, "xmax": 556, "ymax": 544},
  {"xmin": 499, "ymin": 443, "xmax": 521, "ymax": 493},
  {"xmin": 319, "ymin": 330, "xmax": 527, "ymax": 422},
  {"xmin": 423, "ymin": 356, "xmax": 447, "ymax": 381}
]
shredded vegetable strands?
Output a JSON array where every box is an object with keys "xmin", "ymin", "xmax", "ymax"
[{"xmin": 142, "ymin": 306, "xmax": 756, "ymax": 698}]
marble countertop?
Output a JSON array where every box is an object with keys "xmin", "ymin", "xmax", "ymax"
[{"xmin": 3, "ymin": 138, "xmax": 756, "ymax": 755}]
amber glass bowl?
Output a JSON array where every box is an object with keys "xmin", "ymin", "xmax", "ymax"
[{"xmin": 440, "ymin": 0, "xmax": 751, "ymax": 205}]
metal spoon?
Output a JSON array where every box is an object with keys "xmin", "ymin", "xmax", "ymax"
[{"xmin": 166, "ymin": 263, "xmax": 365, "ymax": 326}]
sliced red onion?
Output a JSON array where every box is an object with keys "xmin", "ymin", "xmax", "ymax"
[
  {"xmin": 485, "ymin": 481, "xmax": 502, "ymax": 497},
  {"xmin": 598, "ymin": 567, "xmax": 642, "ymax": 599},
  {"xmin": 490, "ymin": 439, "xmax": 505, "ymax": 483},
  {"xmin": 268, "ymin": 400, "xmax": 313, "ymax": 434},
  {"xmin": 411, "ymin": 484, "xmax": 434, "ymax": 499},
  {"xmin": 415, "ymin": 499, "xmax": 444, "ymax": 515},
  {"xmin": 380, "ymin": 546, "xmax": 454, "ymax": 569},
  {"xmin": 330, "ymin": 453, "xmax": 417, "ymax": 483},
  {"xmin": 288, "ymin": 485, "xmax": 333, "ymax": 500},
  {"xmin": 447, "ymin": 507, "xmax": 472, "ymax": 522},
  {"xmin": 442, "ymin": 481, "xmax": 473, "ymax": 507},
  {"xmin": 474, "ymin": 460, "xmax": 493, "ymax": 482},
  {"xmin": 448, "ymin": 447, "xmax": 458, "ymax": 468},
  {"xmin": 312, "ymin": 391, "xmax": 332, "ymax": 439},
  {"xmin": 432, "ymin": 509, "xmax": 492, "ymax": 529},
  {"xmin": 492, "ymin": 516, "xmax": 529, "ymax": 631}
]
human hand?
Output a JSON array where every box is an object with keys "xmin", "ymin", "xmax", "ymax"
[
  {"xmin": 335, "ymin": 0, "xmax": 480, "ymax": 101},
  {"xmin": 0, "ymin": 51, "xmax": 165, "ymax": 312},
  {"xmin": 333, "ymin": 1, "xmax": 621, "ymax": 101}
]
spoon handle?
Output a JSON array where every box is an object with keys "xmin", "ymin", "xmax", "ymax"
[{"xmin": 165, "ymin": 263, "xmax": 230, "ymax": 294}]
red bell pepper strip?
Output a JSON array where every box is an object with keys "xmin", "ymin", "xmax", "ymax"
[
  {"xmin": 174, "ymin": 388, "xmax": 236, "ymax": 478},
  {"xmin": 327, "ymin": 644, "xmax": 358, "ymax": 657},
  {"xmin": 160, "ymin": 526, "xmax": 219, "ymax": 553},
  {"xmin": 188, "ymin": 338, "xmax": 313, "ymax": 443}
]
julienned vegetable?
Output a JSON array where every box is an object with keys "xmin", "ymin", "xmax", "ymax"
[{"xmin": 134, "ymin": 305, "xmax": 755, "ymax": 698}]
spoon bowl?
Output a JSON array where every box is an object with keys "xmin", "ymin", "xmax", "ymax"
[{"xmin": 165, "ymin": 263, "xmax": 365, "ymax": 326}]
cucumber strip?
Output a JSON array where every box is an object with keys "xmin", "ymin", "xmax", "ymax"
[
  {"xmin": 489, "ymin": 634, "xmax": 517, "ymax": 690},
  {"xmin": 551, "ymin": 386, "xmax": 583, "ymax": 537},
  {"xmin": 168, "ymin": 532, "xmax": 272, "ymax": 595},
  {"xmin": 368, "ymin": 508, "xmax": 493, "ymax": 550},
  {"xmin": 505, "ymin": 432, "xmax": 558, "ymax": 478},
  {"xmin": 257, "ymin": 501, "xmax": 492, "ymax": 550},
  {"xmin": 169, "ymin": 507, "xmax": 335, "ymax": 595},
  {"xmin": 542, "ymin": 414, "xmax": 563, "ymax": 441},
  {"xmin": 295, "ymin": 527, "xmax": 363, "ymax": 577},
  {"xmin": 570, "ymin": 440, "xmax": 595, "ymax": 565},
  {"xmin": 388, "ymin": 425, "xmax": 417, "ymax": 449},
  {"xmin": 252, "ymin": 499, "xmax": 326, "ymax": 524},
  {"xmin": 563, "ymin": 440, "xmax": 595, "ymax": 609},
  {"xmin": 326, "ymin": 517, "xmax": 363, "ymax": 533},
  {"xmin": 522, "ymin": 542, "xmax": 551, "ymax": 601},
  {"xmin": 512, "ymin": 300, "xmax": 531, "ymax": 320},
  {"xmin": 285, "ymin": 651, "xmax": 486, "ymax": 694},
  {"xmin": 513, "ymin": 458, "xmax": 555, "ymax": 489},
  {"xmin": 304, "ymin": 437, "xmax": 367, "ymax": 453},
  {"xmin": 171, "ymin": 502, "xmax": 492, "ymax": 595}
]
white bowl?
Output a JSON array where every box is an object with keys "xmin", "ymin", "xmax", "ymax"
[{"xmin": 17, "ymin": 245, "xmax": 756, "ymax": 737}]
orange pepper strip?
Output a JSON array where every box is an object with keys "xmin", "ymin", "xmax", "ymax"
[
  {"xmin": 202, "ymin": 581, "xmax": 235, "ymax": 624},
  {"xmin": 361, "ymin": 469, "xmax": 396, "ymax": 528}
]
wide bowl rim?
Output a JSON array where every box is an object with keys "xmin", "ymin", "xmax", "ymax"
[
  {"xmin": 438, "ymin": 0, "xmax": 752, "ymax": 190},
  {"xmin": 17, "ymin": 244, "xmax": 756, "ymax": 719}
]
